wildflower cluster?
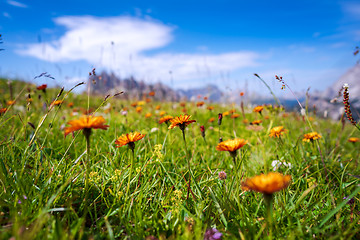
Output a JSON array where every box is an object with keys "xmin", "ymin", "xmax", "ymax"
[{"xmin": 152, "ymin": 144, "xmax": 164, "ymax": 162}]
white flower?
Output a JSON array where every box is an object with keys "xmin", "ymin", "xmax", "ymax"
[
  {"xmin": 300, "ymin": 108, "xmax": 306, "ymax": 116},
  {"xmin": 271, "ymin": 160, "xmax": 292, "ymax": 171},
  {"xmin": 150, "ymin": 127, "xmax": 159, "ymax": 133}
]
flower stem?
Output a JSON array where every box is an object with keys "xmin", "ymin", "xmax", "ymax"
[
  {"xmin": 84, "ymin": 129, "xmax": 91, "ymax": 192},
  {"xmin": 83, "ymin": 129, "xmax": 91, "ymax": 219},
  {"xmin": 182, "ymin": 129, "xmax": 191, "ymax": 200},
  {"xmin": 126, "ymin": 147, "xmax": 135, "ymax": 198},
  {"xmin": 264, "ymin": 193, "xmax": 274, "ymax": 239}
]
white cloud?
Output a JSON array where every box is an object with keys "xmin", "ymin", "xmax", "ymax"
[
  {"xmin": 3, "ymin": 12, "xmax": 11, "ymax": 18},
  {"xmin": 17, "ymin": 15, "xmax": 260, "ymax": 86},
  {"xmin": 7, "ymin": 0, "xmax": 28, "ymax": 8},
  {"xmin": 342, "ymin": 2, "xmax": 360, "ymax": 20}
]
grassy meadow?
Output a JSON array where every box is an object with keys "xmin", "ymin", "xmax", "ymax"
[{"xmin": 0, "ymin": 78, "xmax": 360, "ymax": 239}]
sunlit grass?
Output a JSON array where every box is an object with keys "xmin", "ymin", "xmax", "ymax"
[{"xmin": 0, "ymin": 78, "xmax": 359, "ymax": 239}]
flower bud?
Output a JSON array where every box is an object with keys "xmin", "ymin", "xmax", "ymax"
[
  {"xmin": 200, "ymin": 125, "xmax": 205, "ymax": 138},
  {"xmin": 218, "ymin": 113, "xmax": 223, "ymax": 126}
]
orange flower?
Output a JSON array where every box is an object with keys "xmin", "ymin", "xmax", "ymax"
[
  {"xmin": 115, "ymin": 132, "xmax": 145, "ymax": 149},
  {"xmin": 303, "ymin": 132, "xmax": 322, "ymax": 142},
  {"xmin": 145, "ymin": 98, "xmax": 151, "ymax": 103},
  {"xmin": 155, "ymin": 105, "xmax": 161, "ymax": 110},
  {"xmin": 269, "ymin": 126, "xmax": 287, "ymax": 138},
  {"xmin": 223, "ymin": 111, "xmax": 230, "ymax": 117},
  {"xmin": 0, "ymin": 108, "xmax": 7, "ymax": 114},
  {"xmin": 207, "ymin": 106, "xmax": 214, "ymax": 111},
  {"xmin": 36, "ymin": 84, "xmax": 47, "ymax": 90},
  {"xmin": 229, "ymin": 109, "xmax": 236, "ymax": 114},
  {"xmin": 242, "ymin": 119, "xmax": 249, "ymax": 124},
  {"xmin": 131, "ymin": 102, "xmax": 138, "ymax": 107},
  {"xmin": 159, "ymin": 115, "xmax": 173, "ymax": 124},
  {"xmin": 159, "ymin": 111, "xmax": 166, "ymax": 116},
  {"xmin": 348, "ymin": 137, "xmax": 360, "ymax": 143},
  {"xmin": 180, "ymin": 102, "xmax": 186, "ymax": 107},
  {"xmin": 240, "ymin": 92, "xmax": 244, "ymax": 97},
  {"xmin": 149, "ymin": 91, "xmax": 155, "ymax": 96},
  {"xmin": 208, "ymin": 117, "xmax": 215, "ymax": 123},
  {"xmin": 68, "ymin": 102, "xmax": 74, "ymax": 108},
  {"xmin": 251, "ymin": 120, "xmax": 262, "ymax": 125},
  {"xmin": 241, "ymin": 172, "xmax": 291, "ymax": 195},
  {"xmin": 145, "ymin": 113, "xmax": 152, "ymax": 118},
  {"xmin": 168, "ymin": 114, "xmax": 196, "ymax": 130},
  {"xmin": 216, "ymin": 138, "xmax": 248, "ymax": 157},
  {"xmin": 196, "ymin": 101, "xmax": 205, "ymax": 107},
  {"xmin": 231, "ymin": 113, "xmax": 240, "ymax": 119},
  {"xmin": 136, "ymin": 106, "xmax": 142, "ymax": 113},
  {"xmin": 51, "ymin": 100, "xmax": 63, "ymax": 106},
  {"xmin": 253, "ymin": 105, "xmax": 264, "ymax": 113},
  {"xmin": 64, "ymin": 115, "xmax": 109, "ymax": 137},
  {"xmin": 6, "ymin": 100, "xmax": 15, "ymax": 106}
]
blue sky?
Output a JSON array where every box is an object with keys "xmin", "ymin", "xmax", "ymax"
[{"xmin": 0, "ymin": 0, "xmax": 359, "ymax": 96}]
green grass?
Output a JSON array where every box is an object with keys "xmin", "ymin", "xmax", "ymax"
[{"xmin": 0, "ymin": 78, "xmax": 359, "ymax": 239}]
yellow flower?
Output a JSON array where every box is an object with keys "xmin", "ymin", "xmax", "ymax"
[
  {"xmin": 159, "ymin": 115, "xmax": 173, "ymax": 124},
  {"xmin": 269, "ymin": 126, "xmax": 287, "ymax": 138},
  {"xmin": 223, "ymin": 111, "xmax": 230, "ymax": 117},
  {"xmin": 348, "ymin": 137, "xmax": 360, "ymax": 143},
  {"xmin": 115, "ymin": 132, "xmax": 145, "ymax": 149},
  {"xmin": 137, "ymin": 101, "xmax": 146, "ymax": 106},
  {"xmin": 216, "ymin": 138, "xmax": 248, "ymax": 155},
  {"xmin": 145, "ymin": 113, "xmax": 152, "ymax": 118},
  {"xmin": 303, "ymin": 132, "xmax": 322, "ymax": 142},
  {"xmin": 159, "ymin": 110, "xmax": 166, "ymax": 116},
  {"xmin": 168, "ymin": 115, "xmax": 196, "ymax": 130},
  {"xmin": 241, "ymin": 172, "xmax": 291, "ymax": 194},
  {"xmin": 64, "ymin": 115, "xmax": 109, "ymax": 137}
]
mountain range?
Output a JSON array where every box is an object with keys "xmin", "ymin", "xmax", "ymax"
[{"xmin": 90, "ymin": 65, "xmax": 360, "ymax": 120}]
